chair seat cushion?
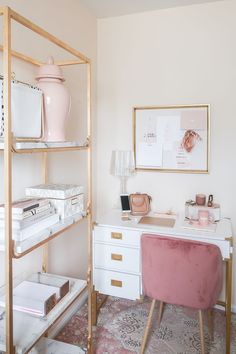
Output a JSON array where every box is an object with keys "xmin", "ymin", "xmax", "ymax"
[{"xmin": 141, "ymin": 234, "xmax": 223, "ymax": 310}]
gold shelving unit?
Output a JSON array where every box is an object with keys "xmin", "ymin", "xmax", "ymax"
[{"xmin": 0, "ymin": 6, "xmax": 93, "ymax": 354}]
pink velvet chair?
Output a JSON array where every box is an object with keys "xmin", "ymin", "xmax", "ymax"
[{"xmin": 140, "ymin": 234, "xmax": 223, "ymax": 354}]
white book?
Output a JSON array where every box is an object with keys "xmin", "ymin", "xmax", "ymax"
[
  {"xmin": 0, "ymin": 203, "xmax": 51, "ymax": 220},
  {"xmin": 0, "ymin": 296, "xmax": 49, "ymax": 317},
  {"xmin": 0, "ymin": 207, "xmax": 54, "ymax": 229},
  {"xmin": 0, "ymin": 281, "xmax": 61, "ymax": 317},
  {"xmin": 0, "ymin": 197, "xmax": 49, "ymax": 215},
  {"xmin": 0, "ymin": 213, "xmax": 60, "ymax": 241}
]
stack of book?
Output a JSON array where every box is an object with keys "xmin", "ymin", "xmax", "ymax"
[{"xmin": 0, "ymin": 198, "xmax": 60, "ymax": 242}]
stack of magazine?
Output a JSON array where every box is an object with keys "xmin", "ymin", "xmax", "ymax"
[{"xmin": 0, "ymin": 198, "xmax": 59, "ymax": 242}]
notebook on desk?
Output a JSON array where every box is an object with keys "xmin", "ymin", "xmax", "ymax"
[{"xmin": 139, "ymin": 216, "xmax": 176, "ymax": 228}]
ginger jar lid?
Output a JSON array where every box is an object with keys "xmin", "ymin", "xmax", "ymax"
[{"xmin": 36, "ymin": 56, "xmax": 65, "ymax": 81}]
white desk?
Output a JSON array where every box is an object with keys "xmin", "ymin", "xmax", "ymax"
[{"xmin": 92, "ymin": 211, "xmax": 233, "ymax": 354}]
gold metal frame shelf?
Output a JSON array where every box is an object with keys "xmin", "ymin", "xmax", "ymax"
[{"xmin": 0, "ymin": 6, "xmax": 93, "ymax": 354}]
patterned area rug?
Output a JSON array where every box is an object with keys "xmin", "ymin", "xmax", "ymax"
[{"xmin": 56, "ymin": 296, "xmax": 236, "ymax": 353}]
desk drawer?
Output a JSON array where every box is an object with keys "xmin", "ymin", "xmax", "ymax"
[
  {"xmin": 94, "ymin": 243, "xmax": 140, "ymax": 273},
  {"xmin": 94, "ymin": 268, "xmax": 140, "ymax": 300},
  {"xmin": 94, "ymin": 226, "xmax": 140, "ymax": 247}
]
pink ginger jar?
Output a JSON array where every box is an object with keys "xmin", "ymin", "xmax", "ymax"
[{"xmin": 36, "ymin": 56, "xmax": 71, "ymax": 141}]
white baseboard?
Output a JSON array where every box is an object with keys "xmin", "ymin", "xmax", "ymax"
[{"xmin": 48, "ymin": 290, "xmax": 88, "ymax": 338}]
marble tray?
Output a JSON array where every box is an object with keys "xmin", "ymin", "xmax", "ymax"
[
  {"xmin": 0, "ymin": 276, "xmax": 87, "ymax": 354},
  {"xmin": 30, "ymin": 338, "xmax": 86, "ymax": 353},
  {"xmin": 0, "ymin": 141, "xmax": 85, "ymax": 150}
]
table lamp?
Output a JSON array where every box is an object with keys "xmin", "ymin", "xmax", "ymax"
[{"xmin": 110, "ymin": 150, "xmax": 135, "ymax": 194}]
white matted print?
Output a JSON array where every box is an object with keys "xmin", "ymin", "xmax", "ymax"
[{"xmin": 133, "ymin": 105, "xmax": 210, "ymax": 173}]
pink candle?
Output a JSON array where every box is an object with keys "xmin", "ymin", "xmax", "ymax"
[
  {"xmin": 198, "ymin": 210, "xmax": 209, "ymax": 226},
  {"xmin": 196, "ymin": 194, "xmax": 206, "ymax": 206}
]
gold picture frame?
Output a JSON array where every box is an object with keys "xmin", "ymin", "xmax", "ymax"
[{"xmin": 133, "ymin": 104, "xmax": 210, "ymax": 173}]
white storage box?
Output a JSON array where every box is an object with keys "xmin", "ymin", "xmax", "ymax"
[
  {"xmin": 25, "ymin": 184, "xmax": 84, "ymax": 219},
  {"xmin": 27, "ymin": 272, "xmax": 69, "ymax": 299},
  {"xmin": 0, "ymin": 78, "xmax": 43, "ymax": 139}
]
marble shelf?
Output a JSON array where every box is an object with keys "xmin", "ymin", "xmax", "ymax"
[
  {"xmin": 0, "ymin": 140, "xmax": 89, "ymax": 153},
  {"xmin": 29, "ymin": 338, "xmax": 86, "ymax": 354},
  {"xmin": 0, "ymin": 275, "xmax": 87, "ymax": 354},
  {"xmin": 0, "ymin": 212, "xmax": 85, "ymax": 257}
]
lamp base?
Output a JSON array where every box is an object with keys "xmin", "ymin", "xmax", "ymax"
[{"xmin": 120, "ymin": 176, "xmax": 127, "ymax": 195}]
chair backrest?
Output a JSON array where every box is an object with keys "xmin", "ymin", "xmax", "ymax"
[{"xmin": 141, "ymin": 234, "xmax": 223, "ymax": 310}]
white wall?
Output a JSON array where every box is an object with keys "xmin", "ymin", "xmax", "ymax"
[
  {"xmin": 96, "ymin": 0, "xmax": 236, "ymax": 304},
  {"xmin": 0, "ymin": 0, "xmax": 97, "ymax": 285}
]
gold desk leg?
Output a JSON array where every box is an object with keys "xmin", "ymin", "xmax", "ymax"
[
  {"xmin": 91, "ymin": 289, "xmax": 108, "ymax": 326},
  {"xmin": 91, "ymin": 288, "xmax": 98, "ymax": 326},
  {"xmin": 87, "ymin": 335, "xmax": 93, "ymax": 354},
  {"xmin": 225, "ymin": 256, "xmax": 232, "ymax": 354}
]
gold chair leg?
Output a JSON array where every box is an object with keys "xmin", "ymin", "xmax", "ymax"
[
  {"xmin": 140, "ymin": 299, "xmax": 156, "ymax": 354},
  {"xmin": 158, "ymin": 301, "xmax": 164, "ymax": 327},
  {"xmin": 198, "ymin": 310, "xmax": 205, "ymax": 354},
  {"xmin": 207, "ymin": 309, "xmax": 214, "ymax": 342}
]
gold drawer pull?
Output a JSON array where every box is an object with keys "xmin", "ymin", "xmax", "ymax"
[
  {"xmin": 111, "ymin": 253, "xmax": 123, "ymax": 261},
  {"xmin": 111, "ymin": 232, "xmax": 122, "ymax": 240},
  {"xmin": 111, "ymin": 279, "xmax": 123, "ymax": 287}
]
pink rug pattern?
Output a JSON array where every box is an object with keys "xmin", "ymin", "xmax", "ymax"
[{"xmin": 56, "ymin": 296, "xmax": 236, "ymax": 353}]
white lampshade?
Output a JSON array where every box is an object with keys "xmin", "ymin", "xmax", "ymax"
[{"xmin": 110, "ymin": 150, "xmax": 135, "ymax": 177}]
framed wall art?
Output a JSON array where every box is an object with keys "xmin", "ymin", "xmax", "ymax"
[{"xmin": 133, "ymin": 104, "xmax": 210, "ymax": 173}]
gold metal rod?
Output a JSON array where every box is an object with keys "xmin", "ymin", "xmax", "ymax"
[
  {"xmin": 9, "ymin": 145, "xmax": 89, "ymax": 154},
  {"xmin": 225, "ymin": 257, "xmax": 232, "ymax": 354},
  {"xmin": 134, "ymin": 103, "xmax": 210, "ymax": 110},
  {"xmin": 97, "ymin": 294, "xmax": 108, "ymax": 313},
  {"xmin": 0, "ymin": 44, "xmax": 42, "ymax": 66},
  {"xmin": 10, "ymin": 8, "xmax": 90, "ymax": 63},
  {"xmin": 54, "ymin": 60, "xmax": 86, "ymax": 66},
  {"xmin": 91, "ymin": 288, "xmax": 98, "ymax": 326},
  {"xmin": 42, "ymin": 152, "xmax": 48, "ymax": 273},
  {"xmin": 42, "ymin": 152, "xmax": 48, "ymax": 184},
  {"xmin": 3, "ymin": 7, "xmax": 14, "ymax": 354},
  {"xmin": 13, "ymin": 215, "xmax": 87, "ymax": 259},
  {"xmin": 87, "ymin": 61, "xmax": 93, "ymax": 354}
]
